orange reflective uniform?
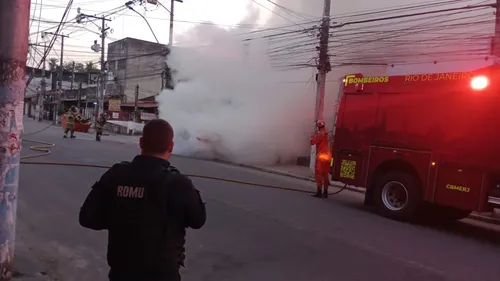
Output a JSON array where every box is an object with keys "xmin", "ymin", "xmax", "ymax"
[{"xmin": 310, "ymin": 129, "xmax": 330, "ymax": 188}]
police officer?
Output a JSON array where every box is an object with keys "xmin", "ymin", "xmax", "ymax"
[
  {"xmin": 96, "ymin": 112, "xmax": 107, "ymax": 141},
  {"xmin": 79, "ymin": 119, "xmax": 206, "ymax": 281}
]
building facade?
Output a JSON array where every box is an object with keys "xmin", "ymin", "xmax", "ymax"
[
  {"xmin": 106, "ymin": 37, "xmax": 169, "ymax": 103},
  {"xmin": 24, "ymin": 66, "xmax": 99, "ymax": 121}
]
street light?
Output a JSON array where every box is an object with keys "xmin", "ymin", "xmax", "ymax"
[{"xmin": 144, "ymin": 0, "xmax": 183, "ymax": 46}]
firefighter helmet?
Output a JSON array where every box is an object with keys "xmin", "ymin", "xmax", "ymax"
[
  {"xmin": 70, "ymin": 106, "xmax": 77, "ymax": 112},
  {"xmin": 316, "ymin": 120, "xmax": 325, "ymax": 128}
]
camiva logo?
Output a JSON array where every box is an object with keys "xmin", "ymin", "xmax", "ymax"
[{"xmin": 344, "ymin": 74, "xmax": 390, "ymax": 86}]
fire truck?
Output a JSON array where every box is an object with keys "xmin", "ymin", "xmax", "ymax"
[{"xmin": 330, "ymin": 66, "xmax": 500, "ymax": 221}]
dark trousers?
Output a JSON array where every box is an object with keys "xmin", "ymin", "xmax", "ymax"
[
  {"xmin": 96, "ymin": 129, "xmax": 103, "ymax": 141},
  {"xmin": 64, "ymin": 127, "xmax": 75, "ymax": 137}
]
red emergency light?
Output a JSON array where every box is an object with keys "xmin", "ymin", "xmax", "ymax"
[{"xmin": 470, "ymin": 75, "xmax": 488, "ymax": 90}]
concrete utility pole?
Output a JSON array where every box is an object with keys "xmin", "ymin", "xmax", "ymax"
[
  {"xmin": 0, "ymin": 0, "xmax": 31, "ymax": 279},
  {"xmin": 77, "ymin": 81, "xmax": 82, "ymax": 108},
  {"xmin": 134, "ymin": 84, "xmax": 139, "ymax": 122},
  {"xmin": 243, "ymin": 39, "xmax": 250, "ymax": 63},
  {"xmin": 40, "ymin": 43, "xmax": 47, "ymax": 121},
  {"xmin": 169, "ymin": 0, "xmax": 175, "ymax": 47},
  {"xmin": 492, "ymin": 0, "xmax": 500, "ymax": 57},
  {"xmin": 43, "ymin": 32, "xmax": 68, "ymax": 123},
  {"xmin": 70, "ymin": 61, "xmax": 75, "ymax": 91},
  {"xmin": 76, "ymin": 8, "xmax": 111, "ymax": 121},
  {"xmin": 310, "ymin": 0, "xmax": 331, "ymax": 170},
  {"xmin": 148, "ymin": 0, "xmax": 183, "ymax": 47},
  {"xmin": 29, "ymin": 42, "xmax": 47, "ymax": 121},
  {"xmin": 170, "ymin": 0, "xmax": 183, "ymax": 47},
  {"xmin": 314, "ymin": 0, "xmax": 331, "ymax": 124}
]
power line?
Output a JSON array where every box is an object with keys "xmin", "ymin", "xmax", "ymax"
[
  {"xmin": 266, "ymin": 3, "xmax": 495, "ymax": 69},
  {"xmin": 27, "ymin": 0, "xmax": 74, "ymax": 86}
]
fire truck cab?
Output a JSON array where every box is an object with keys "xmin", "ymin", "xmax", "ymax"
[{"xmin": 331, "ymin": 66, "xmax": 500, "ymax": 221}]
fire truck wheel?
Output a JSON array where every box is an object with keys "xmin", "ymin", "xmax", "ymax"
[{"xmin": 373, "ymin": 171, "xmax": 422, "ymax": 220}]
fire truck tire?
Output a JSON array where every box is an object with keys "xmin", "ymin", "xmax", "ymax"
[{"xmin": 373, "ymin": 171, "xmax": 422, "ymax": 220}]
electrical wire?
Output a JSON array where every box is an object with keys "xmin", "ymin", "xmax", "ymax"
[
  {"xmin": 265, "ymin": 0, "xmax": 315, "ymax": 21},
  {"xmin": 27, "ymin": 0, "xmax": 74, "ymax": 87},
  {"xmin": 125, "ymin": 1, "xmax": 159, "ymax": 43},
  {"xmin": 267, "ymin": 3, "xmax": 496, "ymax": 70}
]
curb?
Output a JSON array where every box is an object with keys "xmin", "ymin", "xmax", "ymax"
[
  {"xmin": 469, "ymin": 213, "xmax": 500, "ymax": 225},
  {"xmin": 227, "ymin": 162, "xmax": 500, "ymax": 226},
  {"xmin": 219, "ymin": 161, "xmax": 365, "ymax": 194}
]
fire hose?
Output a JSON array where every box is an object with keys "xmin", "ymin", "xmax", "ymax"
[{"xmin": 20, "ymin": 139, "xmax": 348, "ymax": 196}]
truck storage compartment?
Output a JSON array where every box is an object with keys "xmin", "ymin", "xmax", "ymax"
[{"xmin": 434, "ymin": 164, "xmax": 483, "ymax": 211}]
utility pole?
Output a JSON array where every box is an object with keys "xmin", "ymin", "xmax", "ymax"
[
  {"xmin": 77, "ymin": 81, "xmax": 82, "ymax": 108},
  {"xmin": 314, "ymin": 0, "xmax": 331, "ymax": 124},
  {"xmin": 169, "ymin": 0, "xmax": 175, "ymax": 47},
  {"xmin": 70, "ymin": 61, "xmax": 75, "ymax": 91},
  {"xmin": 310, "ymin": 0, "xmax": 331, "ymax": 170},
  {"xmin": 77, "ymin": 8, "xmax": 111, "ymax": 122},
  {"xmin": 40, "ymin": 43, "xmax": 47, "ymax": 121},
  {"xmin": 29, "ymin": 42, "xmax": 47, "ymax": 121},
  {"xmin": 134, "ymin": 84, "xmax": 139, "ymax": 122},
  {"xmin": 243, "ymin": 39, "xmax": 250, "ymax": 63},
  {"xmin": 169, "ymin": 0, "xmax": 183, "ymax": 46},
  {"xmin": 146, "ymin": 0, "xmax": 183, "ymax": 46},
  {"xmin": 0, "ymin": 0, "xmax": 30, "ymax": 279},
  {"xmin": 42, "ymin": 32, "xmax": 68, "ymax": 123},
  {"xmin": 492, "ymin": 0, "xmax": 500, "ymax": 57}
]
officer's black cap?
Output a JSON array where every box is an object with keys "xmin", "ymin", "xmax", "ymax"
[{"xmin": 141, "ymin": 119, "xmax": 174, "ymax": 154}]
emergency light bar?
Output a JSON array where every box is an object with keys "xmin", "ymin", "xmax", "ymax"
[{"xmin": 470, "ymin": 76, "xmax": 488, "ymax": 90}]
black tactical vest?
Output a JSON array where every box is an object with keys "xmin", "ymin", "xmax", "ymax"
[{"xmin": 106, "ymin": 160, "xmax": 184, "ymax": 279}]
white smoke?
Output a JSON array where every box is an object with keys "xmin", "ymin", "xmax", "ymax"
[
  {"xmin": 156, "ymin": 26, "xmax": 316, "ymax": 165},
  {"xmin": 155, "ymin": 0, "xmax": 386, "ymax": 165}
]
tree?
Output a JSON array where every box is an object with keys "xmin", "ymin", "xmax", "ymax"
[
  {"xmin": 85, "ymin": 61, "xmax": 99, "ymax": 72},
  {"xmin": 63, "ymin": 61, "xmax": 85, "ymax": 73},
  {"xmin": 63, "ymin": 61, "xmax": 73, "ymax": 71},
  {"xmin": 74, "ymin": 62, "xmax": 85, "ymax": 72},
  {"xmin": 48, "ymin": 57, "xmax": 58, "ymax": 71}
]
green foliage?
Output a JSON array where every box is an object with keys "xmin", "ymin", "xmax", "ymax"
[
  {"xmin": 85, "ymin": 61, "xmax": 99, "ymax": 72},
  {"xmin": 48, "ymin": 57, "xmax": 58, "ymax": 71}
]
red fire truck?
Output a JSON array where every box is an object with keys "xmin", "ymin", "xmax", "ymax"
[{"xmin": 330, "ymin": 66, "xmax": 500, "ymax": 221}]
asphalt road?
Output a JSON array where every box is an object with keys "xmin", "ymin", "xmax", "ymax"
[{"xmin": 13, "ymin": 118, "xmax": 500, "ymax": 281}]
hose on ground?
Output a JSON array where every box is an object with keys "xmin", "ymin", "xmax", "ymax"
[{"xmin": 20, "ymin": 139, "xmax": 348, "ymax": 196}]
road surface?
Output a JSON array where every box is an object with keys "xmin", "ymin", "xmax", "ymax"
[{"xmin": 13, "ymin": 118, "xmax": 500, "ymax": 281}]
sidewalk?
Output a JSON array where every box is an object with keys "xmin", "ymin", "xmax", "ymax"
[
  {"xmin": 23, "ymin": 117, "xmax": 140, "ymax": 145},
  {"xmin": 231, "ymin": 162, "xmax": 500, "ymax": 225}
]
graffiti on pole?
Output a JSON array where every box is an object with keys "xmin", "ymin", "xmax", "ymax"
[{"xmin": 0, "ymin": 60, "xmax": 25, "ymax": 279}]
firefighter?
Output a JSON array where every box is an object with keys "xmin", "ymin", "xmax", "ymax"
[
  {"xmin": 79, "ymin": 119, "xmax": 206, "ymax": 281},
  {"xmin": 63, "ymin": 106, "xmax": 78, "ymax": 138},
  {"xmin": 96, "ymin": 112, "xmax": 107, "ymax": 141},
  {"xmin": 311, "ymin": 120, "xmax": 330, "ymax": 198}
]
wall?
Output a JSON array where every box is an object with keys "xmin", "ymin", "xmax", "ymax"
[{"xmin": 107, "ymin": 38, "xmax": 168, "ymax": 103}]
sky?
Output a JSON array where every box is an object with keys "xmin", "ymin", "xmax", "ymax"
[
  {"xmin": 28, "ymin": 0, "xmax": 268, "ymax": 65},
  {"xmin": 28, "ymin": 0, "xmax": 496, "ymax": 67}
]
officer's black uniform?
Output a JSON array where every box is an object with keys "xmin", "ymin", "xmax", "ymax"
[{"xmin": 79, "ymin": 155, "xmax": 206, "ymax": 281}]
